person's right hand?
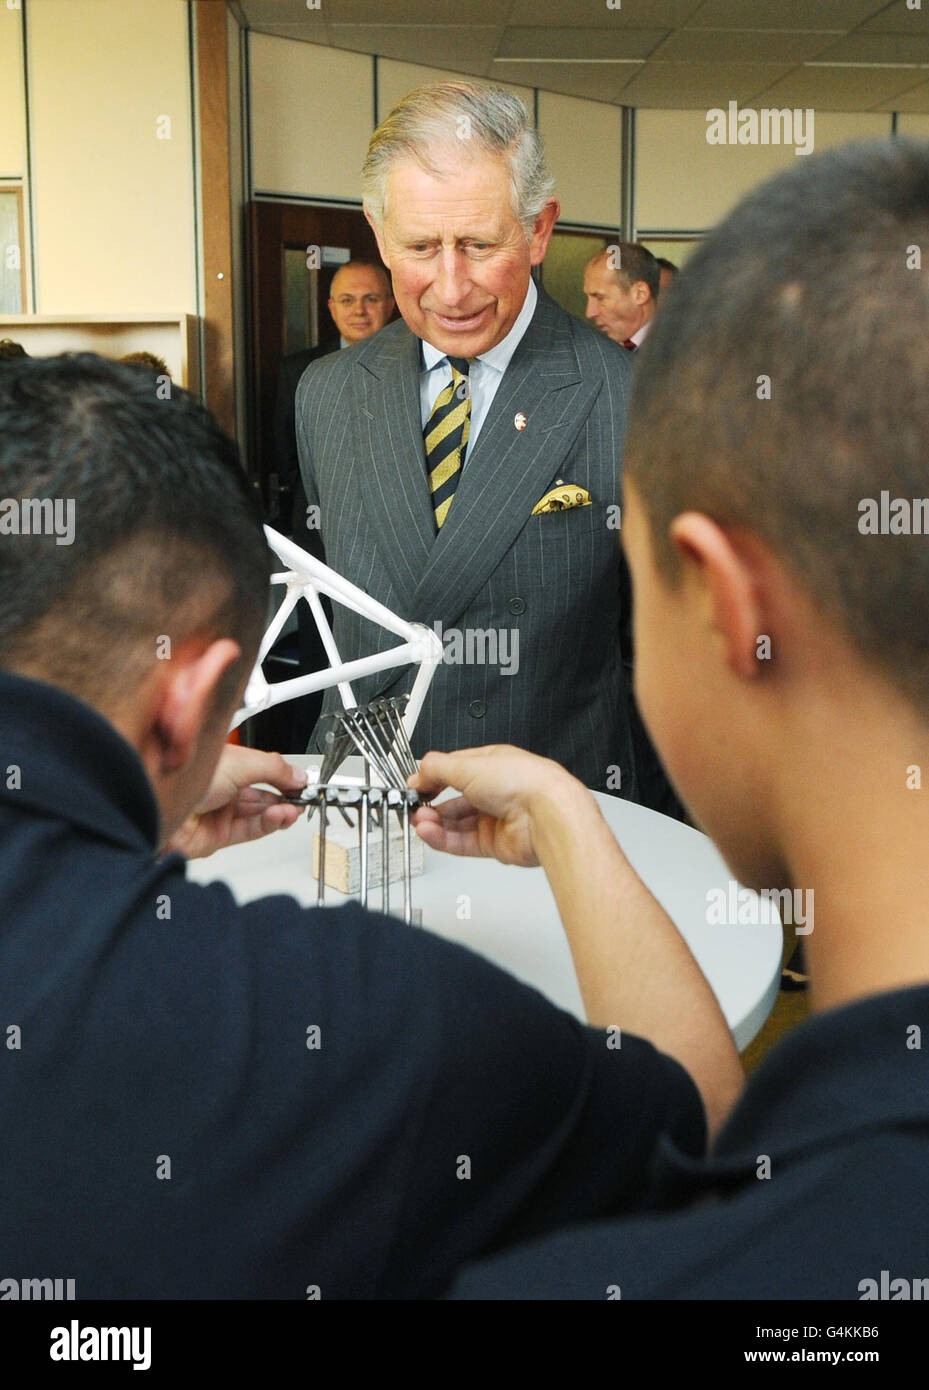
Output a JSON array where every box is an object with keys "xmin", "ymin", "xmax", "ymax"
[{"xmin": 409, "ymin": 745, "xmax": 584, "ymax": 868}]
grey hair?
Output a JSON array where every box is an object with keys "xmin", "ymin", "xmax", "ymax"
[{"xmin": 362, "ymin": 82, "xmax": 556, "ymax": 238}]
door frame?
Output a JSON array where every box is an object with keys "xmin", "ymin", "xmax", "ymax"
[{"xmin": 248, "ymin": 199, "xmax": 384, "ymax": 518}]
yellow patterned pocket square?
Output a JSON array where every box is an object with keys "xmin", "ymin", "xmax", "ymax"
[{"xmin": 531, "ymin": 480, "xmax": 593, "ymax": 515}]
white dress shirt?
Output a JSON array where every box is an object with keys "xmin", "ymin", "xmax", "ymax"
[
  {"xmin": 628, "ymin": 316, "xmax": 653, "ymax": 350},
  {"xmin": 419, "ymin": 278, "xmax": 538, "ymax": 462}
]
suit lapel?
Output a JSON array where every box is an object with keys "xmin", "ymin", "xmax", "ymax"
[
  {"xmin": 408, "ymin": 289, "xmax": 601, "ymax": 626},
  {"xmin": 353, "ymin": 326, "xmax": 435, "ymax": 612}
]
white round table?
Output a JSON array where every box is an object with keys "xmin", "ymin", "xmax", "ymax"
[{"xmin": 187, "ymin": 756, "xmax": 783, "ymax": 1050}]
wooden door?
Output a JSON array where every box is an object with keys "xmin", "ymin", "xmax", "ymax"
[{"xmin": 248, "ymin": 200, "xmax": 388, "ymax": 523}]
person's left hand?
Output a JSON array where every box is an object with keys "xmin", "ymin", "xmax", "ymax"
[
  {"xmin": 409, "ymin": 745, "xmax": 584, "ymax": 868},
  {"xmin": 163, "ymin": 745, "xmax": 308, "ymax": 859}
]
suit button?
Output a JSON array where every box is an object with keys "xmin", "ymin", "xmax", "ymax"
[
  {"xmin": 507, "ymin": 596, "xmax": 526, "ymax": 615},
  {"xmin": 468, "ymin": 700, "xmax": 486, "ymax": 719}
]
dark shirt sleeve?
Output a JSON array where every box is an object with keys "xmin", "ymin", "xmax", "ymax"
[{"xmin": 374, "ymin": 920, "xmax": 706, "ymax": 1297}]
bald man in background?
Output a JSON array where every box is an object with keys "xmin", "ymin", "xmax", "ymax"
[
  {"xmin": 581, "ymin": 240, "xmax": 683, "ymax": 818},
  {"xmin": 584, "ymin": 242, "xmax": 659, "ymax": 352},
  {"xmin": 271, "ymin": 261, "xmax": 394, "ymax": 748}
]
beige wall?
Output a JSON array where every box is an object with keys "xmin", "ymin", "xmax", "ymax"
[
  {"xmin": 538, "ymin": 91, "xmax": 620, "ymax": 228},
  {"xmin": 636, "ymin": 108, "xmax": 893, "ymax": 232},
  {"xmin": 1, "ymin": 1, "xmax": 28, "ymax": 312},
  {"xmin": 247, "ymin": 40, "xmax": 627, "ymax": 226},
  {"xmin": 27, "ymin": 0, "xmax": 195, "ymax": 314},
  {"xmin": 897, "ymin": 115, "xmax": 929, "ymax": 139},
  {"xmin": 251, "ymin": 40, "xmax": 903, "ymax": 239},
  {"xmin": 377, "ymin": 58, "xmax": 534, "ymax": 126},
  {"xmin": 6, "ymin": 15, "xmax": 920, "ymax": 327},
  {"xmin": 247, "ymin": 44, "xmax": 539, "ymax": 202},
  {"xmin": 638, "ymin": 238, "xmax": 699, "ymax": 269},
  {"xmin": 0, "ymin": 2, "xmax": 26, "ymax": 178},
  {"xmin": 250, "ymin": 33, "xmax": 372, "ymax": 199}
]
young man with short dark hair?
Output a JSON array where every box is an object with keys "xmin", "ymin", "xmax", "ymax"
[{"xmin": 414, "ymin": 139, "xmax": 929, "ymax": 1299}]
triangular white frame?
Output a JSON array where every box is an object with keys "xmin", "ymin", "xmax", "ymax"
[{"xmin": 230, "ymin": 527, "xmax": 443, "ymax": 748}]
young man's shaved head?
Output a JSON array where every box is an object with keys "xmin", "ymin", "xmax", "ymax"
[
  {"xmin": 0, "ymin": 355, "xmax": 272, "ymax": 841},
  {"xmin": 627, "ymin": 140, "xmax": 929, "ymax": 713},
  {"xmin": 0, "ymin": 354, "xmax": 270, "ymax": 716},
  {"xmin": 622, "ymin": 138, "xmax": 929, "ymax": 1013}
]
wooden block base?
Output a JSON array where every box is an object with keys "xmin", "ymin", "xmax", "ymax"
[{"xmin": 312, "ymin": 815, "xmax": 424, "ymax": 895}]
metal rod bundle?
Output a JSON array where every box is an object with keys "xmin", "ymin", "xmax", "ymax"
[{"xmin": 302, "ymin": 697, "xmax": 424, "ymax": 924}]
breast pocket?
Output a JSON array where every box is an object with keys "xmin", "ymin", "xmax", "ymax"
[{"xmin": 523, "ymin": 499, "xmax": 616, "ymax": 552}]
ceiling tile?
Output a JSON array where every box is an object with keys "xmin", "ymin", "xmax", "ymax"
[
  {"xmin": 751, "ymin": 65, "xmax": 929, "ymax": 110},
  {"xmin": 498, "ymin": 27, "xmax": 667, "ymax": 61},
  {"xmin": 240, "ymin": 0, "xmax": 329, "ymax": 25},
  {"xmin": 250, "ymin": 23, "xmax": 332, "ymax": 44},
  {"xmin": 242, "ymin": 0, "xmax": 929, "ymax": 113},
  {"xmin": 328, "ymin": 25, "xmax": 502, "ymax": 71},
  {"xmin": 812, "ymin": 32, "xmax": 929, "ymax": 63},
  {"xmin": 329, "ymin": 0, "xmax": 511, "ymax": 20},
  {"xmin": 619, "ymin": 60, "xmax": 795, "ymax": 107},
  {"xmin": 652, "ymin": 29, "xmax": 840, "ymax": 62},
  {"xmin": 240, "ymin": 1, "xmax": 318, "ymax": 22},
  {"xmin": 687, "ymin": 0, "xmax": 887, "ymax": 27},
  {"xmin": 872, "ymin": 80, "xmax": 929, "ymax": 111},
  {"xmin": 861, "ymin": 0, "xmax": 929, "ymax": 34},
  {"xmin": 505, "ymin": 0, "xmax": 704, "ymax": 27}
]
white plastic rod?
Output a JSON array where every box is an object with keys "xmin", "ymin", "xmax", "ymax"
[
  {"xmin": 230, "ymin": 639, "xmax": 427, "ymax": 728},
  {"xmin": 265, "ymin": 528, "xmax": 419, "ymax": 643},
  {"xmin": 404, "ymin": 623, "xmax": 444, "ymax": 736},
  {"xmin": 304, "ymin": 585, "xmax": 355, "ymax": 709},
  {"xmin": 255, "ymin": 583, "xmax": 300, "ymax": 667}
]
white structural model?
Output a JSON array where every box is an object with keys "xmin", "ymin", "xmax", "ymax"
[
  {"xmin": 231, "ymin": 525, "xmax": 443, "ymax": 752},
  {"xmin": 230, "ymin": 527, "xmax": 444, "ymax": 924}
]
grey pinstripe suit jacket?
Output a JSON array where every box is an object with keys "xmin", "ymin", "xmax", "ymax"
[{"xmin": 295, "ymin": 285, "xmax": 639, "ymax": 796}]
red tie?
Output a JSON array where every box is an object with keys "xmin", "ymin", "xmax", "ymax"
[{"xmin": 622, "ymin": 338, "xmax": 637, "ymax": 351}]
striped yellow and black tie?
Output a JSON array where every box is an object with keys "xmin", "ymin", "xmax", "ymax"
[{"xmin": 424, "ymin": 356, "xmax": 471, "ymax": 530}]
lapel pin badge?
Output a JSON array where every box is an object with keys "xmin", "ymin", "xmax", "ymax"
[{"xmin": 514, "ymin": 412, "xmax": 528, "ymax": 431}]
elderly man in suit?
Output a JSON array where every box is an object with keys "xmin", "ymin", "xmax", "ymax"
[{"xmin": 296, "ymin": 82, "xmax": 640, "ymax": 796}]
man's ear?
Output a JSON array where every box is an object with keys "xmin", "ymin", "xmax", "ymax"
[
  {"xmin": 153, "ymin": 638, "xmax": 243, "ymax": 774},
  {"xmin": 669, "ymin": 513, "xmax": 767, "ymax": 681},
  {"xmin": 364, "ymin": 208, "xmax": 390, "ymax": 268},
  {"xmin": 529, "ymin": 198, "xmax": 561, "ymax": 265}
]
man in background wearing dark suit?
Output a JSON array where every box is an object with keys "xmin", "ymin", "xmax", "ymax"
[
  {"xmin": 297, "ymin": 82, "xmax": 645, "ymax": 799},
  {"xmin": 583, "ymin": 240, "xmax": 684, "ymax": 819},
  {"xmin": 271, "ymin": 261, "xmax": 394, "ymax": 748},
  {"xmin": 274, "ymin": 260, "xmax": 394, "ymax": 540}
]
